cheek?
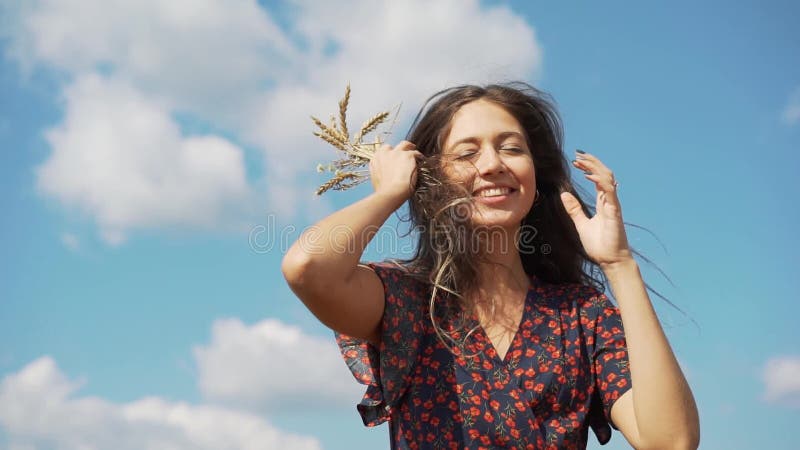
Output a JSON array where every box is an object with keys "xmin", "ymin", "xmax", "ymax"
[
  {"xmin": 526, "ymin": 160, "xmax": 537, "ymax": 186},
  {"xmin": 513, "ymin": 160, "xmax": 536, "ymax": 186}
]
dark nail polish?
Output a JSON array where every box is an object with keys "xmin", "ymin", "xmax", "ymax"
[{"xmin": 576, "ymin": 149, "xmax": 586, "ymax": 154}]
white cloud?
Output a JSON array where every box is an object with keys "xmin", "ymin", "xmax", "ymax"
[
  {"xmin": 0, "ymin": 356, "xmax": 322, "ymax": 450},
  {"xmin": 2, "ymin": 0, "xmax": 296, "ymax": 122},
  {"xmin": 247, "ymin": 0, "xmax": 542, "ymax": 173},
  {"xmin": 4, "ymin": 0, "xmax": 543, "ymax": 242},
  {"xmin": 35, "ymin": 74, "xmax": 252, "ymax": 244},
  {"xmin": 193, "ymin": 317, "xmax": 363, "ymax": 413},
  {"xmin": 762, "ymin": 355, "xmax": 800, "ymax": 408},
  {"xmin": 782, "ymin": 87, "xmax": 800, "ymax": 126}
]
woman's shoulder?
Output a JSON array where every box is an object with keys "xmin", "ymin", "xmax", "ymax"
[
  {"xmin": 532, "ymin": 276, "xmax": 616, "ymax": 317},
  {"xmin": 360, "ymin": 259, "xmax": 431, "ymax": 299},
  {"xmin": 362, "ymin": 258, "xmax": 411, "ymax": 276}
]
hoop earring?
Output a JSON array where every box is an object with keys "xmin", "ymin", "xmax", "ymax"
[{"xmin": 533, "ymin": 189, "xmax": 541, "ymax": 206}]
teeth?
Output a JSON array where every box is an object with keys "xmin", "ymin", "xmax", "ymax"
[{"xmin": 477, "ymin": 187, "xmax": 511, "ymax": 197}]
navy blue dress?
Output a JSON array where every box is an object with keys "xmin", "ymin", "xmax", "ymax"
[{"xmin": 336, "ymin": 262, "xmax": 632, "ymax": 449}]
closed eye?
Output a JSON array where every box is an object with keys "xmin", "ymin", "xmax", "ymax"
[
  {"xmin": 450, "ymin": 146, "xmax": 526, "ymax": 161},
  {"xmin": 455, "ymin": 151, "xmax": 478, "ymax": 160}
]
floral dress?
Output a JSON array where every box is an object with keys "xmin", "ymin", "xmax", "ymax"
[{"xmin": 336, "ymin": 262, "xmax": 632, "ymax": 449}]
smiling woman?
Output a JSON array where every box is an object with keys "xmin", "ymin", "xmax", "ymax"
[
  {"xmin": 282, "ymin": 82, "xmax": 700, "ymax": 449},
  {"xmin": 440, "ymin": 100, "xmax": 537, "ymax": 231}
]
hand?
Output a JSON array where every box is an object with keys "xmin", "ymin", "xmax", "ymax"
[
  {"xmin": 559, "ymin": 150, "xmax": 633, "ymax": 268},
  {"xmin": 369, "ymin": 140, "xmax": 423, "ymax": 203}
]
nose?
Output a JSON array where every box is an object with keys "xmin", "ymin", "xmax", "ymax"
[{"xmin": 476, "ymin": 146, "xmax": 506, "ymax": 176}]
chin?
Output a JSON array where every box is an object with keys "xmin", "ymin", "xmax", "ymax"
[{"xmin": 470, "ymin": 212, "xmax": 525, "ymax": 230}]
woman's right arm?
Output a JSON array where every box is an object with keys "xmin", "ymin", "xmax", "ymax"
[{"xmin": 281, "ymin": 141, "xmax": 421, "ymax": 345}]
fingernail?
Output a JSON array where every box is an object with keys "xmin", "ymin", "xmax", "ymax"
[{"xmin": 576, "ymin": 149, "xmax": 586, "ymax": 154}]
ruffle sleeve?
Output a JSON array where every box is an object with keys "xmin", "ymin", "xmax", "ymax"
[
  {"xmin": 584, "ymin": 287, "xmax": 632, "ymax": 445},
  {"xmin": 334, "ymin": 261, "xmax": 426, "ymax": 427}
]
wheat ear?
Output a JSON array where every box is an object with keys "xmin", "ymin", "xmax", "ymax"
[
  {"xmin": 338, "ymin": 84, "xmax": 350, "ymax": 140},
  {"xmin": 315, "ymin": 172, "xmax": 361, "ymax": 196},
  {"xmin": 311, "ymin": 116, "xmax": 348, "ymax": 148},
  {"xmin": 354, "ymin": 111, "xmax": 389, "ymax": 144}
]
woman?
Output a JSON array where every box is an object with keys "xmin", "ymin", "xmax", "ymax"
[{"xmin": 282, "ymin": 83, "xmax": 699, "ymax": 449}]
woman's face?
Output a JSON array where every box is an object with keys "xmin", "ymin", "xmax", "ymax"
[{"xmin": 441, "ymin": 99, "xmax": 537, "ymax": 229}]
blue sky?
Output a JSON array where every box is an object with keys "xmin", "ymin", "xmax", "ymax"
[{"xmin": 1, "ymin": 1, "xmax": 798, "ymax": 449}]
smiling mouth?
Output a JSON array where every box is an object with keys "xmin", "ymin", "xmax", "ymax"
[{"xmin": 473, "ymin": 186, "xmax": 516, "ymax": 198}]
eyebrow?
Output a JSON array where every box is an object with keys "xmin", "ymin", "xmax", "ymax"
[{"xmin": 447, "ymin": 131, "xmax": 526, "ymax": 150}]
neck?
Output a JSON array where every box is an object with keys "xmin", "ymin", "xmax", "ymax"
[
  {"xmin": 469, "ymin": 236, "xmax": 529, "ymax": 328},
  {"xmin": 473, "ymin": 224, "xmax": 529, "ymax": 292}
]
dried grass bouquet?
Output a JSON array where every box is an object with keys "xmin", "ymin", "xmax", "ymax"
[{"xmin": 310, "ymin": 84, "xmax": 398, "ymax": 195}]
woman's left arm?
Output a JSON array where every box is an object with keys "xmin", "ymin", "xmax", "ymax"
[
  {"xmin": 602, "ymin": 259, "xmax": 700, "ymax": 450},
  {"xmin": 561, "ymin": 150, "xmax": 700, "ymax": 450}
]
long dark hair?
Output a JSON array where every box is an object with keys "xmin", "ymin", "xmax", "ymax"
[{"xmin": 393, "ymin": 82, "xmax": 670, "ymax": 348}]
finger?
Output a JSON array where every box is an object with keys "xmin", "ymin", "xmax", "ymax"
[
  {"xmin": 574, "ymin": 155, "xmax": 617, "ymax": 192},
  {"xmin": 575, "ymin": 149, "xmax": 602, "ymax": 163},
  {"xmin": 378, "ymin": 143, "xmax": 392, "ymax": 154},
  {"xmin": 584, "ymin": 173, "xmax": 618, "ymax": 194},
  {"xmin": 575, "ymin": 150, "xmax": 613, "ymax": 174},
  {"xmin": 560, "ymin": 191, "xmax": 590, "ymax": 229},
  {"xmin": 573, "ymin": 156, "xmax": 612, "ymax": 179},
  {"xmin": 395, "ymin": 140, "xmax": 418, "ymax": 151}
]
